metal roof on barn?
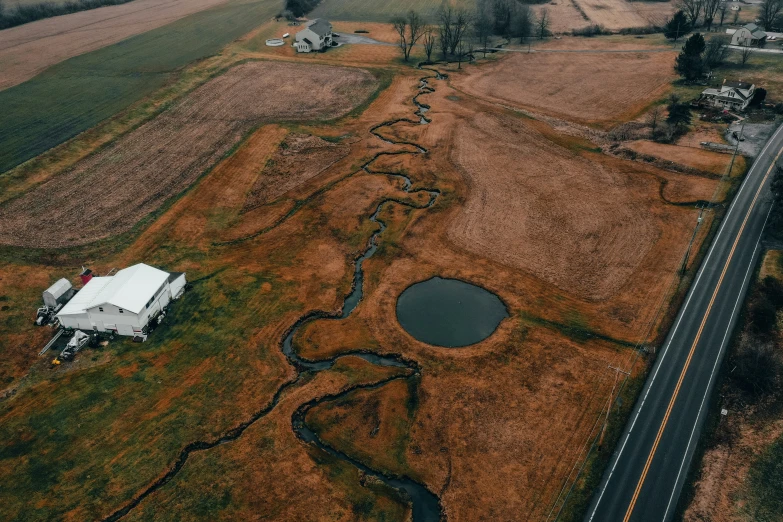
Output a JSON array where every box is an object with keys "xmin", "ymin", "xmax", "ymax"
[{"xmin": 57, "ymin": 264, "xmax": 170, "ymax": 317}]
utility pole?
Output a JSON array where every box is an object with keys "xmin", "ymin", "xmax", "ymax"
[
  {"xmin": 599, "ymin": 365, "xmax": 631, "ymax": 449},
  {"xmin": 681, "ymin": 206, "xmax": 706, "ymax": 276},
  {"xmin": 726, "ymin": 120, "xmax": 745, "ymax": 179}
]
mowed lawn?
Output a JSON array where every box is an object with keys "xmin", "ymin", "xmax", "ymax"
[
  {"xmin": 0, "ymin": 0, "xmax": 282, "ymax": 174},
  {"xmin": 310, "ymin": 0, "xmax": 474, "ymax": 22}
]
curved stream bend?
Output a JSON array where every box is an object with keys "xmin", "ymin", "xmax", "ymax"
[{"xmin": 103, "ymin": 69, "xmax": 445, "ymax": 522}]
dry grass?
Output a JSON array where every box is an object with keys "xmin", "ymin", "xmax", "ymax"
[
  {"xmin": 243, "ymin": 133, "xmax": 355, "ymax": 212},
  {"xmin": 626, "ymin": 140, "xmax": 745, "ymax": 176},
  {"xmin": 533, "ymin": 2, "xmax": 591, "ymax": 33},
  {"xmin": 452, "ymin": 41, "xmax": 676, "ymax": 125},
  {"xmin": 0, "ymin": 0, "xmax": 233, "ymax": 90},
  {"xmin": 0, "ymin": 62, "xmax": 378, "ymax": 248},
  {"xmin": 574, "ymin": 0, "xmax": 673, "ymax": 29},
  {"xmin": 448, "ymin": 111, "xmax": 690, "ymax": 301},
  {"xmin": 0, "ymin": 33, "xmax": 722, "ymax": 522}
]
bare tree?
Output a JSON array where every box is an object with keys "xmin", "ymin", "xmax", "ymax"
[
  {"xmin": 475, "ymin": 0, "xmax": 494, "ymax": 57},
  {"xmin": 537, "ymin": 8, "xmax": 550, "ymax": 39},
  {"xmin": 759, "ymin": 0, "xmax": 783, "ymax": 30},
  {"xmin": 703, "ymin": 0, "xmax": 721, "ymax": 30},
  {"xmin": 739, "ymin": 46, "xmax": 754, "ymax": 66},
  {"xmin": 492, "ymin": 0, "xmax": 515, "ymax": 38},
  {"xmin": 438, "ymin": 5, "xmax": 471, "ymax": 59},
  {"xmin": 438, "ymin": 6, "xmax": 454, "ymax": 60},
  {"xmin": 456, "ymin": 37, "xmax": 468, "ymax": 69},
  {"xmin": 704, "ymin": 35, "xmax": 730, "ymax": 67},
  {"xmin": 646, "ymin": 106, "xmax": 664, "ymax": 136},
  {"xmin": 451, "ymin": 8, "xmax": 471, "ymax": 55},
  {"xmin": 423, "ymin": 26, "xmax": 436, "ymax": 62},
  {"xmin": 515, "ymin": 4, "xmax": 534, "ymax": 43},
  {"xmin": 718, "ymin": 1, "xmax": 728, "ymax": 27},
  {"xmin": 392, "ymin": 10, "xmax": 425, "ymax": 62},
  {"xmin": 678, "ymin": 0, "xmax": 705, "ymax": 26}
]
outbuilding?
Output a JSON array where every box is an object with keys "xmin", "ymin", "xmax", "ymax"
[
  {"xmin": 294, "ymin": 19, "xmax": 333, "ymax": 53},
  {"xmin": 43, "ymin": 278, "xmax": 75, "ymax": 309},
  {"xmin": 731, "ymin": 23, "xmax": 767, "ymax": 47},
  {"xmin": 57, "ymin": 263, "xmax": 186, "ymax": 339}
]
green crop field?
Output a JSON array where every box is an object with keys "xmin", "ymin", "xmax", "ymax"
[
  {"xmin": 309, "ymin": 0, "xmax": 474, "ymax": 23},
  {"xmin": 0, "ymin": 0, "xmax": 282, "ymax": 174}
]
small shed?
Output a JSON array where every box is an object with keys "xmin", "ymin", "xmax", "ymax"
[{"xmin": 43, "ymin": 278, "xmax": 74, "ymax": 309}]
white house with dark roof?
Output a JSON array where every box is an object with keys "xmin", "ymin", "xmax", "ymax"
[
  {"xmin": 700, "ymin": 80, "xmax": 757, "ymax": 111},
  {"xmin": 731, "ymin": 23, "xmax": 767, "ymax": 46},
  {"xmin": 294, "ymin": 19, "xmax": 333, "ymax": 53},
  {"xmin": 57, "ymin": 263, "xmax": 186, "ymax": 338}
]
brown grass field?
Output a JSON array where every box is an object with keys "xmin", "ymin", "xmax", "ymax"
[
  {"xmin": 0, "ymin": 61, "xmax": 377, "ymax": 248},
  {"xmin": 451, "ymin": 39, "xmax": 676, "ymax": 126},
  {"xmin": 574, "ymin": 0, "xmax": 673, "ymax": 29},
  {"xmin": 243, "ymin": 133, "xmax": 356, "ymax": 212},
  {"xmin": 0, "ymin": 0, "xmax": 234, "ymax": 90},
  {"xmin": 0, "ymin": 32, "xmax": 734, "ymax": 522},
  {"xmin": 447, "ymin": 111, "xmax": 714, "ymax": 301},
  {"xmin": 626, "ymin": 140, "xmax": 745, "ymax": 176}
]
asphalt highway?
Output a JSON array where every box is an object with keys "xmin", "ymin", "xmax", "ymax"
[{"xmin": 584, "ymin": 122, "xmax": 783, "ymax": 522}]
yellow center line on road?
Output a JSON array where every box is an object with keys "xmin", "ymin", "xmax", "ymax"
[{"xmin": 622, "ymin": 145, "xmax": 783, "ymax": 522}]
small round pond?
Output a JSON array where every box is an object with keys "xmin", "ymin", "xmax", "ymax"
[{"xmin": 396, "ymin": 277, "xmax": 508, "ymax": 347}]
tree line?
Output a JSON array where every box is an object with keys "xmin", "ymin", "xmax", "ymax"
[
  {"xmin": 392, "ymin": 0, "xmax": 553, "ymax": 65},
  {"xmin": 0, "ymin": 0, "xmax": 136, "ymax": 30},
  {"xmin": 670, "ymin": 0, "xmax": 782, "ymax": 32}
]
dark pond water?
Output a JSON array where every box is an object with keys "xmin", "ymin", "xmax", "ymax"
[{"xmin": 396, "ymin": 277, "xmax": 508, "ymax": 347}]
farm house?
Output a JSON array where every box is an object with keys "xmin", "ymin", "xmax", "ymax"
[
  {"xmin": 294, "ymin": 19, "xmax": 333, "ymax": 53},
  {"xmin": 57, "ymin": 263, "xmax": 186, "ymax": 338},
  {"xmin": 700, "ymin": 80, "xmax": 757, "ymax": 111}
]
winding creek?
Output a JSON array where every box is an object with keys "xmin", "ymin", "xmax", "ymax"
[{"xmin": 104, "ymin": 68, "xmax": 446, "ymax": 521}]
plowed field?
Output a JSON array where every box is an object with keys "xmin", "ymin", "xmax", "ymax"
[
  {"xmin": 449, "ymin": 112, "xmax": 650, "ymax": 300},
  {"xmin": 0, "ymin": 62, "xmax": 377, "ymax": 248},
  {"xmin": 244, "ymin": 133, "xmax": 354, "ymax": 211},
  {"xmin": 574, "ymin": 0, "xmax": 673, "ymax": 29},
  {"xmin": 452, "ymin": 43, "xmax": 675, "ymax": 125},
  {"xmin": 0, "ymin": 0, "xmax": 233, "ymax": 91}
]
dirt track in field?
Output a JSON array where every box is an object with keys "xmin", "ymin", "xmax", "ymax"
[
  {"xmin": 243, "ymin": 133, "xmax": 354, "ymax": 212},
  {"xmin": 452, "ymin": 43, "xmax": 675, "ymax": 125},
  {"xmin": 0, "ymin": 0, "xmax": 232, "ymax": 90},
  {"xmin": 0, "ymin": 62, "xmax": 377, "ymax": 248}
]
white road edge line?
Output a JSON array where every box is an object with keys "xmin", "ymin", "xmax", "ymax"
[
  {"xmin": 661, "ymin": 206, "xmax": 769, "ymax": 522},
  {"xmin": 586, "ymin": 123, "xmax": 783, "ymax": 521}
]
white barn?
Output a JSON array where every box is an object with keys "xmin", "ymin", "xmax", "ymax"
[
  {"xmin": 294, "ymin": 19, "xmax": 333, "ymax": 53},
  {"xmin": 57, "ymin": 263, "xmax": 186, "ymax": 338}
]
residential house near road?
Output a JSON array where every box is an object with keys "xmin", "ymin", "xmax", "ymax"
[
  {"xmin": 57, "ymin": 263, "xmax": 186, "ymax": 339},
  {"xmin": 294, "ymin": 19, "xmax": 333, "ymax": 53},
  {"xmin": 731, "ymin": 23, "xmax": 767, "ymax": 47},
  {"xmin": 700, "ymin": 80, "xmax": 757, "ymax": 111}
]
